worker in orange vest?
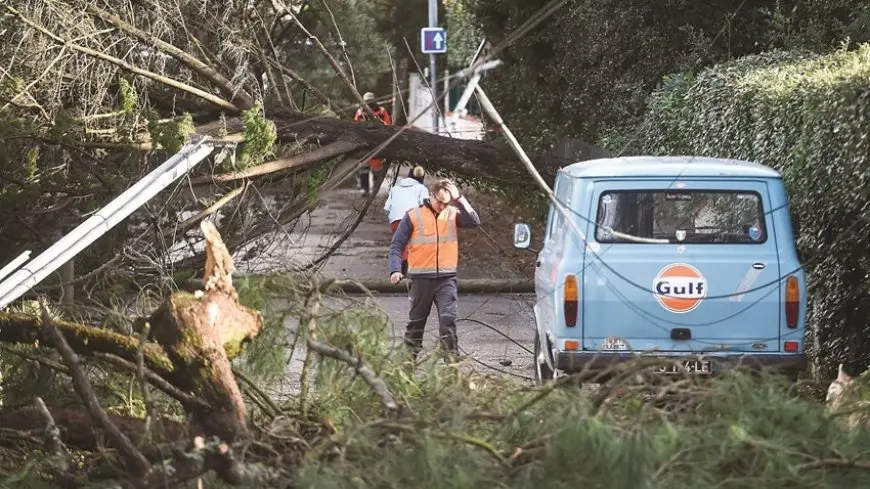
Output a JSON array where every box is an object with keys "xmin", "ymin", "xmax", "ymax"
[
  {"xmin": 388, "ymin": 179, "xmax": 481, "ymax": 361},
  {"xmin": 353, "ymin": 92, "xmax": 392, "ymax": 196}
]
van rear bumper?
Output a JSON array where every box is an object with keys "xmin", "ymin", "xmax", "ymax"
[{"xmin": 556, "ymin": 352, "xmax": 806, "ymax": 376}]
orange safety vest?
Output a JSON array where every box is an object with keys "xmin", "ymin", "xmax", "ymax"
[
  {"xmin": 406, "ymin": 204, "xmax": 459, "ymax": 275},
  {"xmin": 353, "ymin": 106, "xmax": 392, "ymax": 172}
]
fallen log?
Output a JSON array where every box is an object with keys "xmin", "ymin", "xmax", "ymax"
[
  {"xmin": 0, "ymin": 405, "xmax": 198, "ymax": 451},
  {"xmin": 321, "ymin": 278, "xmax": 536, "ymax": 295},
  {"xmin": 195, "ymin": 114, "xmax": 571, "ymax": 188},
  {"xmin": 182, "ymin": 276, "xmax": 536, "ymax": 295}
]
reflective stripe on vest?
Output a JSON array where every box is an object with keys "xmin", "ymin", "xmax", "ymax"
[{"xmin": 407, "ymin": 205, "xmax": 459, "ymax": 275}]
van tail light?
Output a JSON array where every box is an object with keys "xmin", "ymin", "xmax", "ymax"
[
  {"xmin": 784, "ymin": 341, "xmax": 799, "ymax": 353},
  {"xmin": 564, "ymin": 274, "xmax": 578, "ymax": 327},
  {"xmin": 785, "ymin": 275, "xmax": 799, "ymax": 328}
]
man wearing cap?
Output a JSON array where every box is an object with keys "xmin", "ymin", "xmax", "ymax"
[
  {"xmin": 384, "ymin": 166, "xmax": 429, "ymax": 276},
  {"xmin": 353, "ymin": 92, "xmax": 392, "ymax": 196}
]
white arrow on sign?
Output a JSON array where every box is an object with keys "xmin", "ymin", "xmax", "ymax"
[{"xmin": 432, "ymin": 32, "xmax": 444, "ymax": 50}]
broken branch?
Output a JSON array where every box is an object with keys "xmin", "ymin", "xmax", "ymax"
[
  {"xmin": 305, "ymin": 288, "xmax": 399, "ymax": 414},
  {"xmin": 189, "ymin": 139, "xmax": 362, "ymax": 185}
]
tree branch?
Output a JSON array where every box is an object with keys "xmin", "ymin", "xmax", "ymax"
[
  {"xmin": 6, "ymin": 5, "xmax": 241, "ymax": 113},
  {"xmin": 82, "ymin": 2, "xmax": 255, "ymax": 110},
  {"xmin": 189, "ymin": 139, "xmax": 362, "ymax": 185},
  {"xmin": 41, "ymin": 304, "xmax": 151, "ymax": 477},
  {"xmin": 0, "ymin": 312, "xmax": 174, "ymax": 374},
  {"xmin": 92, "ymin": 352, "xmax": 210, "ymax": 410},
  {"xmin": 140, "ymin": 436, "xmax": 282, "ymax": 487},
  {"xmin": 304, "ymin": 288, "xmax": 399, "ymax": 414},
  {"xmin": 164, "ymin": 184, "xmax": 249, "ymax": 240},
  {"xmin": 273, "ymin": 0, "xmax": 376, "ymax": 119}
]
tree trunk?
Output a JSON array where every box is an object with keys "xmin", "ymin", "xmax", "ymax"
[
  {"xmin": 0, "ymin": 222, "xmax": 263, "ymax": 445},
  {"xmin": 197, "ymin": 114, "xmax": 570, "ymax": 188},
  {"xmin": 322, "ymin": 278, "xmax": 535, "ymax": 294},
  {"xmin": 276, "ymin": 115, "xmax": 567, "ymax": 187},
  {"xmin": 0, "ymin": 406, "xmax": 196, "ymax": 451}
]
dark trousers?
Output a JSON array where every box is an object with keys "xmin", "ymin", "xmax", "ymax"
[
  {"xmin": 404, "ymin": 276, "xmax": 459, "ymax": 358},
  {"xmin": 358, "ymin": 166, "xmax": 370, "ymax": 193}
]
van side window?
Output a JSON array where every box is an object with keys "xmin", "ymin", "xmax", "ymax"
[
  {"xmin": 595, "ymin": 190, "xmax": 767, "ymax": 244},
  {"xmin": 548, "ymin": 176, "xmax": 572, "ymax": 242}
]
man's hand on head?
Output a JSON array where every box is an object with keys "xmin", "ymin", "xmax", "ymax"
[{"xmin": 445, "ymin": 182, "xmax": 461, "ymax": 201}]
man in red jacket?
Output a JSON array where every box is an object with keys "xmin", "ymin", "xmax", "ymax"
[{"xmin": 354, "ymin": 92, "xmax": 393, "ymax": 196}]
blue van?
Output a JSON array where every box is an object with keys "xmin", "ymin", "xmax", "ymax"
[{"xmin": 512, "ymin": 156, "xmax": 807, "ymax": 382}]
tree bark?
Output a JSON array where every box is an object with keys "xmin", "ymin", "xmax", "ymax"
[
  {"xmin": 0, "ymin": 405, "xmax": 197, "ymax": 451},
  {"xmin": 0, "ymin": 313, "xmax": 175, "ymax": 373},
  {"xmin": 146, "ymin": 221, "xmax": 263, "ymax": 441}
]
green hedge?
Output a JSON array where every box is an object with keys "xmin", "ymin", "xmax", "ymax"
[{"xmin": 629, "ymin": 44, "xmax": 870, "ymax": 378}]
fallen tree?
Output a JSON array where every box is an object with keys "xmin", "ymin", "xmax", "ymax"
[
  {"xmin": 0, "ymin": 221, "xmax": 268, "ymax": 484},
  {"xmin": 190, "ymin": 113, "xmax": 569, "ymax": 189},
  {"xmin": 183, "ymin": 277, "xmax": 535, "ymax": 295}
]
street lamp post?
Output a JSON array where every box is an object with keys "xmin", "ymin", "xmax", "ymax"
[{"xmin": 428, "ymin": 0, "xmax": 439, "ymax": 134}]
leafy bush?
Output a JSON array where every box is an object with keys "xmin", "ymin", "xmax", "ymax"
[
  {"xmin": 294, "ymin": 364, "xmax": 870, "ymax": 489},
  {"xmin": 628, "ymin": 44, "xmax": 870, "ymax": 378},
  {"xmin": 470, "ymin": 0, "xmax": 870, "ymax": 151}
]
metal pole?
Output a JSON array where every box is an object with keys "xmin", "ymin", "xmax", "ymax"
[
  {"xmin": 444, "ymin": 69, "xmax": 450, "ymax": 116},
  {"xmin": 0, "ymin": 251, "xmax": 31, "ymax": 283},
  {"xmin": 0, "ymin": 136, "xmax": 217, "ymax": 308},
  {"xmin": 428, "ymin": 0, "xmax": 438, "ymax": 134}
]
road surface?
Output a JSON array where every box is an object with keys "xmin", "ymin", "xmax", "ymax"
[{"xmin": 246, "ymin": 171, "xmax": 537, "ymax": 398}]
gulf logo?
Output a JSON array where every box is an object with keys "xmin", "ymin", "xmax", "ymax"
[{"xmin": 652, "ymin": 263, "xmax": 707, "ymax": 314}]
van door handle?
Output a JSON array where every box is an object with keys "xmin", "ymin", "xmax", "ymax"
[{"xmin": 536, "ymin": 260, "xmax": 541, "ymax": 267}]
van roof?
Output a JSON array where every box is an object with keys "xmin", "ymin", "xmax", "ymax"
[{"xmin": 562, "ymin": 156, "xmax": 782, "ymax": 179}]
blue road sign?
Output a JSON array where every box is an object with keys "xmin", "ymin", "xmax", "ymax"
[{"xmin": 421, "ymin": 27, "xmax": 447, "ymax": 54}]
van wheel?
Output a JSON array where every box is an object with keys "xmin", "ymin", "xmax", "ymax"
[{"xmin": 534, "ymin": 331, "xmax": 555, "ymax": 383}]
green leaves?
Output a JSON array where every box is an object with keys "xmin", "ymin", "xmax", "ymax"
[
  {"xmin": 239, "ymin": 100, "xmax": 278, "ymax": 169},
  {"xmin": 146, "ymin": 112, "xmax": 195, "ymax": 154}
]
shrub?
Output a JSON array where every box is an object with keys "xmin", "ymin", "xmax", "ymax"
[{"xmin": 629, "ymin": 44, "xmax": 870, "ymax": 378}]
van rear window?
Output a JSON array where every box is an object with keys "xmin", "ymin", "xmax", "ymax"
[{"xmin": 595, "ymin": 190, "xmax": 767, "ymax": 244}]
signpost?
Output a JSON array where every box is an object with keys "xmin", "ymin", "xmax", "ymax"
[{"xmin": 421, "ymin": 0, "xmax": 445, "ymax": 134}]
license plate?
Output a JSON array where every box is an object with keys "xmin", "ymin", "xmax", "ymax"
[{"xmin": 653, "ymin": 360, "xmax": 712, "ymax": 375}]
